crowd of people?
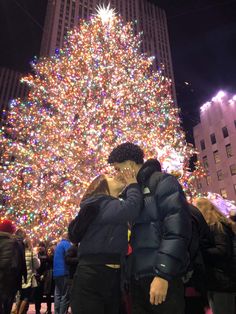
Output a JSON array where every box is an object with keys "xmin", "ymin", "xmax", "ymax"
[{"xmin": 0, "ymin": 142, "xmax": 236, "ymax": 314}]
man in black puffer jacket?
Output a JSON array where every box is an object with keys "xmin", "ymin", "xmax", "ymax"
[{"xmin": 108, "ymin": 143, "xmax": 192, "ymax": 314}]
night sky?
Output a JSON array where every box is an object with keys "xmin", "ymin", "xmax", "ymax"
[{"xmin": 0, "ymin": 0, "xmax": 236, "ymax": 143}]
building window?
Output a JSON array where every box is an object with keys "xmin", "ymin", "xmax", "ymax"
[
  {"xmin": 206, "ymin": 176, "xmax": 211, "ymax": 185},
  {"xmin": 226, "ymin": 144, "xmax": 233, "ymax": 158},
  {"xmin": 210, "ymin": 133, "xmax": 216, "ymax": 144},
  {"xmin": 234, "ymin": 120, "xmax": 236, "ymax": 128},
  {"xmin": 220, "ymin": 189, "xmax": 227, "ymax": 199},
  {"xmin": 230, "ymin": 164, "xmax": 236, "ymax": 176},
  {"xmin": 213, "ymin": 150, "xmax": 220, "ymax": 164},
  {"xmin": 217, "ymin": 170, "xmax": 223, "ymax": 181},
  {"xmin": 234, "ymin": 184, "xmax": 236, "ymax": 194},
  {"xmin": 222, "ymin": 126, "xmax": 229, "ymax": 138},
  {"xmin": 200, "ymin": 140, "xmax": 205, "ymax": 151},
  {"xmin": 203, "ymin": 156, "xmax": 208, "ymax": 169}
]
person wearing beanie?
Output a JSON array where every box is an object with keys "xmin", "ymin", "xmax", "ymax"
[
  {"xmin": 0, "ymin": 220, "xmax": 26, "ymax": 314},
  {"xmin": 0, "ymin": 219, "xmax": 16, "ymax": 234},
  {"xmin": 108, "ymin": 142, "xmax": 191, "ymax": 314}
]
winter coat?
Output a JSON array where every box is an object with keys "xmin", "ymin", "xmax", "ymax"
[
  {"xmin": 186, "ymin": 205, "xmax": 213, "ymax": 292},
  {"xmin": 130, "ymin": 159, "xmax": 192, "ymax": 281},
  {"xmin": 0, "ymin": 232, "xmax": 27, "ymax": 297},
  {"xmin": 53, "ymin": 239, "xmax": 71, "ymax": 277},
  {"xmin": 43, "ymin": 254, "xmax": 54, "ymax": 295},
  {"xmin": 22, "ymin": 249, "xmax": 40, "ymax": 289},
  {"xmin": 65, "ymin": 244, "xmax": 79, "ymax": 279},
  {"xmin": 204, "ymin": 221, "xmax": 236, "ymax": 292},
  {"xmin": 69, "ymin": 183, "xmax": 143, "ymax": 265}
]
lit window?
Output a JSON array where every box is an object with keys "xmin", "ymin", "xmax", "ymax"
[
  {"xmin": 200, "ymin": 140, "xmax": 205, "ymax": 151},
  {"xmin": 220, "ymin": 189, "xmax": 227, "ymax": 199},
  {"xmin": 217, "ymin": 170, "xmax": 223, "ymax": 181},
  {"xmin": 213, "ymin": 150, "xmax": 220, "ymax": 164},
  {"xmin": 226, "ymin": 144, "xmax": 233, "ymax": 158},
  {"xmin": 230, "ymin": 164, "xmax": 236, "ymax": 176},
  {"xmin": 203, "ymin": 156, "xmax": 208, "ymax": 169},
  {"xmin": 222, "ymin": 126, "xmax": 229, "ymax": 138},
  {"xmin": 206, "ymin": 176, "xmax": 211, "ymax": 185},
  {"xmin": 210, "ymin": 133, "xmax": 216, "ymax": 144}
]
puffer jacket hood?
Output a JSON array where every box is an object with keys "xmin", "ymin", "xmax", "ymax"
[
  {"xmin": 137, "ymin": 159, "xmax": 162, "ymax": 185},
  {"xmin": 80, "ymin": 194, "xmax": 112, "ymax": 210}
]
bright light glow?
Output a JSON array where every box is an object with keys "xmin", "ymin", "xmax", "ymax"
[
  {"xmin": 157, "ymin": 145, "xmax": 185, "ymax": 176},
  {"xmin": 95, "ymin": 4, "xmax": 116, "ymax": 25},
  {"xmin": 207, "ymin": 192, "xmax": 236, "ymax": 216},
  {"xmin": 233, "ymin": 95, "xmax": 236, "ymax": 101},
  {"xmin": 201, "ymin": 101, "xmax": 211, "ymax": 112},
  {"xmin": 212, "ymin": 90, "xmax": 225, "ymax": 102}
]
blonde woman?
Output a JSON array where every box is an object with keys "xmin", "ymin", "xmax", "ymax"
[{"xmin": 195, "ymin": 198, "xmax": 236, "ymax": 314}]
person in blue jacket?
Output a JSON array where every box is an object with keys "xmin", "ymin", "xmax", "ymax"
[
  {"xmin": 108, "ymin": 142, "xmax": 192, "ymax": 314},
  {"xmin": 53, "ymin": 233, "xmax": 71, "ymax": 314},
  {"xmin": 68, "ymin": 170, "xmax": 143, "ymax": 314}
]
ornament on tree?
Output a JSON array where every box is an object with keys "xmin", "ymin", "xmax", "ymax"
[{"xmin": 0, "ymin": 6, "xmax": 196, "ymax": 239}]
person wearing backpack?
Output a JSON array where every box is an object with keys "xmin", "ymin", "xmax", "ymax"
[
  {"xmin": 0, "ymin": 220, "xmax": 26, "ymax": 314},
  {"xmin": 108, "ymin": 143, "xmax": 191, "ymax": 314},
  {"xmin": 196, "ymin": 198, "xmax": 236, "ymax": 314},
  {"xmin": 68, "ymin": 171, "xmax": 143, "ymax": 314}
]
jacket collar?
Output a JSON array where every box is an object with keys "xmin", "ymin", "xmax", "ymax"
[{"xmin": 137, "ymin": 159, "xmax": 162, "ymax": 186}]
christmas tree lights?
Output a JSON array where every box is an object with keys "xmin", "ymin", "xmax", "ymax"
[{"xmin": 0, "ymin": 8, "xmax": 196, "ymax": 240}]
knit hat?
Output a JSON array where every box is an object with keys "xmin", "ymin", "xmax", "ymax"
[{"xmin": 0, "ymin": 219, "xmax": 16, "ymax": 234}]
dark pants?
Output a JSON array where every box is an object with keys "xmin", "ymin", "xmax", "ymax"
[
  {"xmin": 185, "ymin": 297, "xmax": 206, "ymax": 314},
  {"xmin": 208, "ymin": 291, "xmax": 236, "ymax": 314},
  {"xmin": 131, "ymin": 277, "xmax": 185, "ymax": 314},
  {"xmin": 35, "ymin": 280, "xmax": 44, "ymax": 313},
  {"xmin": 0, "ymin": 294, "xmax": 15, "ymax": 314},
  {"xmin": 71, "ymin": 264, "xmax": 121, "ymax": 314},
  {"xmin": 54, "ymin": 276, "xmax": 70, "ymax": 314}
]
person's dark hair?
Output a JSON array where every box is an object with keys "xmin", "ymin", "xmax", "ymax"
[
  {"xmin": 108, "ymin": 142, "xmax": 144, "ymax": 164},
  {"xmin": 15, "ymin": 229, "xmax": 27, "ymax": 239},
  {"xmin": 81, "ymin": 174, "xmax": 110, "ymax": 202}
]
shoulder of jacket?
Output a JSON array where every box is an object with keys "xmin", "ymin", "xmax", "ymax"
[{"xmin": 147, "ymin": 171, "xmax": 169, "ymax": 192}]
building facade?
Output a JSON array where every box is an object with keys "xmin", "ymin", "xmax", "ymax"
[
  {"xmin": 0, "ymin": 67, "xmax": 29, "ymax": 122},
  {"xmin": 194, "ymin": 91, "xmax": 236, "ymax": 201},
  {"xmin": 40, "ymin": 0, "xmax": 177, "ymax": 103}
]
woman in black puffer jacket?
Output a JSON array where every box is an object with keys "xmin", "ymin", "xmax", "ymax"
[
  {"xmin": 196, "ymin": 198, "xmax": 236, "ymax": 314},
  {"xmin": 68, "ymin": 171, "xmax": 143, "ymax": 314}
]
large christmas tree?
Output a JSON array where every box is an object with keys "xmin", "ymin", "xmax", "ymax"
[{"xmin": 0, "ymin": 6, "xmax": 195, "ymax": 240}]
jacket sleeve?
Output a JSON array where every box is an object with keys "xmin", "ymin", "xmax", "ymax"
[
  {"xmin": 65, "ymin": 247, "xmax": 79, "ymax": 266},
  {"xmin": 203, "ymin": 224, "xmax": 232, "ymax": 262},
  {"xmin": 154, "ymin": 175, "xmax": 192, "ymax": 281},
  {"xmin": 33, "ymin": 253, "xmax": 41, "ymax": 270},
  {"xmin": 98, "ymin": 183, "xmax": 143, "ymax": 224}
]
